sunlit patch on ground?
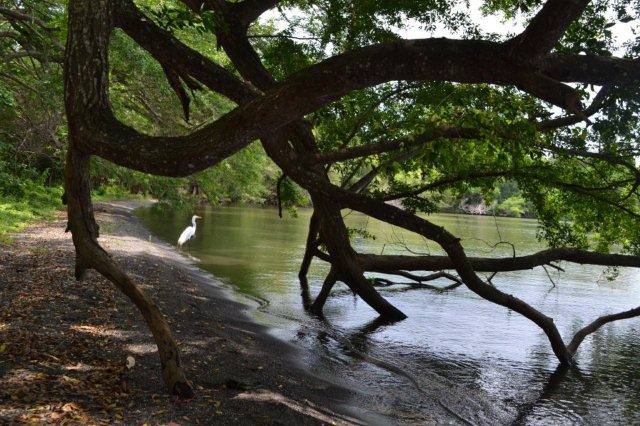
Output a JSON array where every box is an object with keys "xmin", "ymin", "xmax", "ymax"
[{"xmin": 125, "ymin": 343, "xmax": 158, "ymax": 355}]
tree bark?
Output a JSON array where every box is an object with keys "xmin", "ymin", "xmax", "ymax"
[
  {"xmin": 310, "ymin": 267, "xmax": 337, "ymax": 313},
  {"xmin": 65, "ymin": 147, "xmax": 193, "ymax": 397},
  {"xmin": 299, "ymin": 211, "xmax": 320, "ymax": 282},
  {"xmin": 65, "ymin": 0, "xmax": 192, "ymax": 397},
  {"xmin": 198, "ymin": 9, "xmax": 407, "ymax": 321},
  {"xmin": 357, "ymin": 248, "xmax": 640, "ymax": 273},
  {"xmin": 264, "ymin": 137, "xmax": 575, "ymax": 362}
]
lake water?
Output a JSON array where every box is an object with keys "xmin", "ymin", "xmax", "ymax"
[{"xmin": 137, "ymin": 206, "xmax": 640, "ymax": 424}]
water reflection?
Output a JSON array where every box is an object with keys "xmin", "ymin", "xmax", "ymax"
[{"xmin": 137, "ymin": 206, "xmax": 640, "ymax": 424}]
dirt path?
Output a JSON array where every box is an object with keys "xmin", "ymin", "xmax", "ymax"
[{"xmin": 0, "ymin": 201, "xmax": 364, "ymax": 425}]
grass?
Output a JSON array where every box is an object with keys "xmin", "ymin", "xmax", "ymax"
[
  {"xmin": 0, "ymin": 187, "xmax": 63, "ymax": 242},
  {"xmin": 0, "ymin": 182, "xmax": 152, "ymax": 241},
  {"xmin": 92, "ymin": 184, "xmax": 146, "ymax": 202}
]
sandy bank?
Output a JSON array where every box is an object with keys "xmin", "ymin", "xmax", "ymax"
[{"xmin": 0, "ymin": 200, "xmax": 366, "ymax": 425}]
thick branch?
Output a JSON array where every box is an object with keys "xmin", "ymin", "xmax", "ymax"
[
  {"xmin": 90, "ymin": 4, "xmax": 639, "ymax": 176},
  {"xmin": 196, "ymin": 0, "xmax": 408, "ymax": 320},
  {"xmin": 114, "ymin": 0, "xmax": 257, "ymax": 105},
  {"xmin": 264, "ymin": 133, "xmax": 573, "ymax": 363},
  {"xmin": 357, "ymin": 248, "xmax": 640, "ymax": 274},
  {"xmin": 543, "ymin": 54, "xmax": 640, "ymax": 86},
  {"xmin": 313, "ymin": 195, "xmax": 407, "ymax": 320},
  {"xmin": 65, "ymin": 146, "xmax": 192, "ymax": 397},
  {"xmin": 506, "ymin": 0, "xmax": 591, "ymax": 58}
]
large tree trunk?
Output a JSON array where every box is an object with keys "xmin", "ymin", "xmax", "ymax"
[
  {"xmin": 262, "ymin": 135, "xmax": 407, "ymax": 320},
  {"xmin": 64, "ymin": 0, "xmax": 192, "ymax": 397},
  {"xmin": 65, "ymin": 147, "xmax": 193, "ymax": 397},
  {"xmin": 306, "ymin": 195, "xmax": 407, "ymax": 320}
]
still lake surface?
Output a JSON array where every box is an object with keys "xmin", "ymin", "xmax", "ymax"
[{"xmin": 138, "ymin": 206, "xmax": 640, "ymax": 424}]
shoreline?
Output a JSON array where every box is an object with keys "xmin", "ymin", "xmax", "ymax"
[{"xmin": 0, "ymin": 200, "xmax": 368, "ymax": 424}]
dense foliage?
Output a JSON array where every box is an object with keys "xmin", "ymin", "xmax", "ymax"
[
  {"xmin": 1, "ymin": 0, "xmax": 639, "ymax": 252},
  {"xmin": 0, "ymin": 0, "xmax": 283, "ymax": 234}
]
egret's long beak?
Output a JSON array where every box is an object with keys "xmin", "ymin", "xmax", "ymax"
[{"xmin": 195, "ymin": 215, "xmax": 202, "ymax": 219}]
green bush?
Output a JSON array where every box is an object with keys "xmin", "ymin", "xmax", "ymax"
[{"xmin": 494, "ymin": 195, "xmax": 526, "ymax": 217}]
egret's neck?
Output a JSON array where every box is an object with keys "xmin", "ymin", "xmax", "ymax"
[{"xmin": 191, "ymin": 217, "xmax": 197, "ymax": 227}]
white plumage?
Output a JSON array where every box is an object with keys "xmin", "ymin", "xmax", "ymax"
[{"xmin": 177, "ymin": 215, "xmax": 201, "ymax": 247}]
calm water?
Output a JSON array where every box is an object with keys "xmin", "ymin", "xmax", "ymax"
[{"xmin": 137, "ymin": 206, "xmax": 640, "ymax": 424}]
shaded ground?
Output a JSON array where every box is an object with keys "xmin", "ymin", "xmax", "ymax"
[{"xmin": 0, "ymin": 201, "xmax": 362, "ymax": 425}]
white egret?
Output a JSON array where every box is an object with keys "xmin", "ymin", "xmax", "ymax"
[{"xmin": 177, "ymin": 215, "xmax": 202, "ymax": 247}]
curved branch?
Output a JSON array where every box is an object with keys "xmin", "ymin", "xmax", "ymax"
[
  {"xmin": 197, "ymin": 0, "xmax": 407, "ymax": 321},
  {"xmin": 71, "ymin": 0, "xmax": 640, "ymax": 390},
  {"xmin": 65, "ymin": 147, "xmax": 192, "ymax": 397},
  {"xmin": 567, "ymin": 306, "xmax": 640, "ymax": 353},
  {"xmin": 114, "ymin": 0, "xmax": 257, "ymax": 105},
  {"xmin": 311, "ymin": 126, "xmax": 478, "ymax": 164},
  {"xmin": 267, "ymin": 136, "xmax": 640, "ymax": 362},
  {"xmin": 65, "ymin": 0, "xmax": 193, "ymax": 398},
  {"xmin": 99, "ymin": 2, "xmax": 639, "ymax": 177}
]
